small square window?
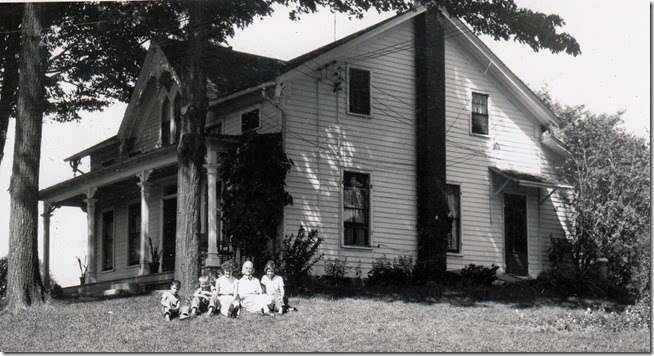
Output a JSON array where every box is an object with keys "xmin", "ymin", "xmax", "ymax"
[
  {"xmin": 348, "ymin": 68, "xmax": 371, "ymax": 116},
  {"xmin": 241, "ymin": 108, "xmax": 260, "ymax": 132},
  {"xmin": 471, "ymin": 93, "xmax": 489, "ymax": 135}
]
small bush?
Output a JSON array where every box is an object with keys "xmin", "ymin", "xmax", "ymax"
[
  {"xmin": 49, "ymin": 283, "xmax": 63, "ymax": 299},
  {"xmin": 324, "ymin": 257, "xmax": 349, "ymax": 286},
  {"xmin": 460, "ymin": 264, "xmax": 499, "ymax": 286},
  {"xmin": 275, "ymin": 227, "xmax": 323, "ymax": 289},
  {"xmin": 536, "ymin": 268, "xmax": 609, "ymax": 297},
  {"xmin": 0, "ymin": 256, "xmax": 6, "ymax": 298},
  {"xmin": 367, "ymin": 255, "xmax": 413, "ymax": 287}
]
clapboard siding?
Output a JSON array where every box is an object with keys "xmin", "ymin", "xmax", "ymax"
[
  {"xmin": 282, "ymin": 20, "xmax": 416, "ymax": 276},
  {"xmin": 444, "ymin": 33, "xmax": 567, "ymax": 276}
]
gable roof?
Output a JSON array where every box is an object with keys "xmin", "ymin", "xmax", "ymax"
[
  {"xmin": 69, "ymin": 5, "xmax": 562, "ymax": 160},
  {"xmin": 157, "ymin": 39, "xmax": 287, "ymax": 102},
  {"xmin": 210, "ymin": 6, "xmax": 560, "ymax": 128}
]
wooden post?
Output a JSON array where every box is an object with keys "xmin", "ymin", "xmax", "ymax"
[
  {"xmin": 204, "ymin": 149, "xmax": 221, "ymax": 267},
  {"xmin": 137, "ymin": 170, "xmax": 152, "ymax": 275},
  {"xmin": 84, "ymin": 187, "xmax": 98, "ymax": 283}
]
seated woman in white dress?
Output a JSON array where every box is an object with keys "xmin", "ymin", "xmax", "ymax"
[{"xmin": 235, "ymin": 260, "xmax": 274, "ymax": 315}]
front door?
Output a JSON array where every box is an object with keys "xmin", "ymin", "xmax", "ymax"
[
  {"xmin": 162, "ymin": 197, "xmax": 177, "ymax": 272},
  {"xmin": 504, "ymin": 194, "xmax": 528, "ymax": 275}
]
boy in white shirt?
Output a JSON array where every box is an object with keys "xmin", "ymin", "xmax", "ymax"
[
  {"xmin": 213, "ymin": 261, "xmax": 240, "ymax": 318},
  {"xmin": 160, "ymin": 280, "xmax": 181, "ymax": 321},
  {"xmin": 191, "ymin": 275, "xmax": 216, "ymax": 318}
]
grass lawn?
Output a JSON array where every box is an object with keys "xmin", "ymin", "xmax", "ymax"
[{"xmin": 0, "ymin": 287, "xmax": 649, "ymax": 352}]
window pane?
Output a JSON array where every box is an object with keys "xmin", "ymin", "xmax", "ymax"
[
  {"xmin": 471, "ymin": 113, "xmax": 489, "ymax": 135},
  {"xmin": 343, "ymin": 171, "xmax": 370, "ymax": 247},
  {"xmin": 128, "ymin": 203, "xmax": 141, "ymax": 266},
  {"xmin": 102, "ymin": 211, "xmax": 114, "ymax": 271},
  {"xmin": 241, "ymin": 109, "xmax": 260, "ymax": 132},
  {"xmin": 161, "ymin": 99, "xmax": 171, "ymax": 145},
  {"xmin": 471, "ymin": 93, "xmax": 489, "ymax": 135},
  {"xmin": 349, "ymin": 68, "xmax": 371, "ymax": 116},
  {"xmin": 446, "ymin": 185, "xmax": 461, "ymax": 253}
]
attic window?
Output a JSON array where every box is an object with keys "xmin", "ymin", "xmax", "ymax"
[
  {"xmin": 161, "ymin": 98, "xmax": 173, "ymax": 146},
  {"xmin": 161, "ymin": 96, "xmax": 180, "ymax": 146},
  {"xmin": 241, "ymin": 108, "xmax": 260, "ymax": 132},
  {"xmin": 348, "ymin": 67, "xmax": 371, "ymax": 116},
  {"xmin": 471, "ymin": 93, "xmax": 489, "ymax": 135}
]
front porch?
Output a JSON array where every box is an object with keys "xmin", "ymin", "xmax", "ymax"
[{"xmin": 62, "ymin": 271, "xmax": 175, "ymax": 297}]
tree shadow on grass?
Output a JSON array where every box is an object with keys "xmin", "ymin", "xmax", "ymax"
[{"xmin": 294, "ymin": 279, "xmax": 634, "ymax": 312}]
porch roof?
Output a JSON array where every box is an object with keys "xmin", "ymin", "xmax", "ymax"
[
  {"xmin": 39, "ymin": 145, "xmax": 178, "ymax": 204},
  {"xmin": 489, "ymin": 167, "xmax": 572, "ymax": 191}
]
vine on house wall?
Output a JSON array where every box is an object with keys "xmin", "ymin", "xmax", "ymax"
[{"xmin": 220, "ymin": 131, "xmax": 294, "ymax": 267}]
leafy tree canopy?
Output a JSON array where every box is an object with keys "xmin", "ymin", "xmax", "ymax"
[{"xmin": 540, "ymin": 91, "xmax": 650, "ymax": 287}]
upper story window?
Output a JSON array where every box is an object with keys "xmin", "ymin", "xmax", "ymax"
[
  {"xmin": 343, "ymin": 171, "xmax": 371, "ymax": 247},
  {"xmin": 348, "ymin": 67, "xmax": 371, "ymax": 116},
  {"xmin": 241, "ymin": 108, "xmax": 261, "ymax": 132},
  {"xmin": 161, "ymin": 95, "xmax": 181, "ymax": 146},
  {"xmin": 446, "ymin": 184, "xmax": 461, "ymax": 253},
  {"xmin": 471, "ymin": 92, "xmax": 489, "ymax": 135}
]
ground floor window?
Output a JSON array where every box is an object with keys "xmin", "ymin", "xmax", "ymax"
[
  {"xmin": 127, "ymin": 203, "xmax": 141, "ymax": 266},
  {"xmin": 446, "ymin": 184, "xmax": 461, "ymax": 253},
  {"xmin": 102, "ymin": 211, "xmax": 115, "ymax": 271},
  {"xmin": 343, "ymin": 171, "xmax": 370, "ymax": 247}
]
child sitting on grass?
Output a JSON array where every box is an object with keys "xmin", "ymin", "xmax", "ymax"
[
  {"xmin": 191, "ymin": 275, "xmax": 216, "ymax": 318},
  {"xmin": 235, "ymin": 260, "xmax": 274, "ymax": 315},
  {"xmin": 213, "ymin": 261, "xmax": 241, "ymax": 318},
  {"xmin": 260, "ymin": 261, "xmax": 288, "ymax": 315},
  {"xmin": 160, "ymin": 280, "xmax": 181, "ymax": 321}
]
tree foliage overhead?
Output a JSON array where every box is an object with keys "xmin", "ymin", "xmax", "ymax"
[{"xmin": 540, "ymin": 92, "xmax": 650, "ymax": 287}]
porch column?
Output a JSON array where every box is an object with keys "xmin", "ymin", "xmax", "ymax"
[
  {"xmin": 41, "ymin": 202, "xmax": 58, "ymax": 287},
  {"xmin": 84, "ymin": 187, "xmax": 98, "ymax": 283},
  {"xmin": 204, "ymin": 149, "xmax": 221, "ymax": 267},
  {"xmin": 137, "ymin": 170, "xmax": 152, "ymax": 275}
]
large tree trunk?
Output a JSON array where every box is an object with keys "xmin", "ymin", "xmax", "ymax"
[
  {"xmin": 0, "ymin": 5, "xmax": 21, "ymax": 168},
  {"xmin": 6, "ymin": 2, "xmax": 46, "ymax": 312},
  {"xmin": 174, "ymin": 0, "xmax": 208, "ymax": 301}
]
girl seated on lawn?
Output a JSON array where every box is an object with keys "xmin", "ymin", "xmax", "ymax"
[
  {"xmin": 213, "ymin": 260, "xmax": 241, "ymax": 318},
  {"xmin": 235, "ymin": 260, "xmax": 275, "ymax": 315},
  {"xmin": 261, "ymin": 260, "xmax": 289, "ymax": 315}
]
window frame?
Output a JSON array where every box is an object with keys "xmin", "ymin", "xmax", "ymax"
[
  {"xmin": 347, "ymin": 66, "xmax": 372, "ymax": 117},
  {"xmin": 161, "ymin": 97, "xmax": 173, "ymax": 146},
  {"xmin": 470, "ymin": 92, "xmax": 490, "ymax": 137},
  {"xmin": 446, "ymin": 184, "xmax": 462, "ymax": 254},
  {"xmin": 341, "ymin": 168, "xmax": 373, "ymax": 249},
  {"xmin": 101, "ymin": 209, "xmax": 115, "ymax": 272},
  {"xmin": 127, "ymin": 201, "xmax": 141, "ymax": 267},
  {"xmin": 240, "ymin": 106, "xmax": 262, "ymax": 133}
]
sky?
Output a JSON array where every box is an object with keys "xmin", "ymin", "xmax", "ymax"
[{"xmin": 0, "ymin": 0, "xmax": 650, "ymax": 287}]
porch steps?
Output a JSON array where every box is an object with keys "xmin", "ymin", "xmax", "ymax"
[{"xmin": 103, "ymin": 282, "xmax": 138, "ymax": 296}]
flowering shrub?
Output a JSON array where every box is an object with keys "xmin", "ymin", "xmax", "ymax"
[{"xmin": 275, "ymin": 227, "xmax": 323, "ymax": 289}]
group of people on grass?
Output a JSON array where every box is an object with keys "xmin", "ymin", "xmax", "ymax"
[{"xmin": 160, "ymin": 260, "xmax": 293, "ymax": 321}]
